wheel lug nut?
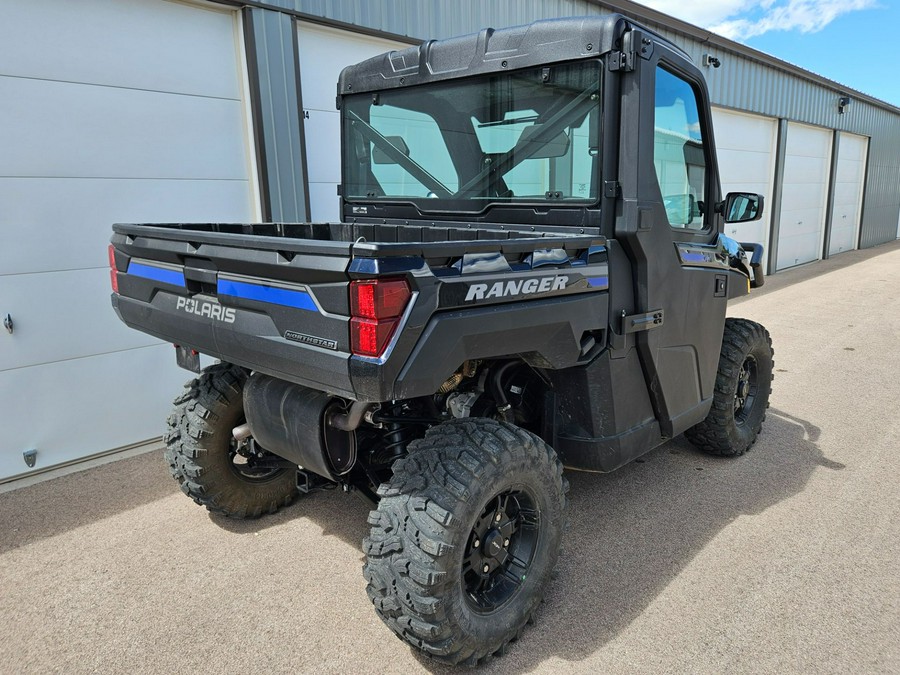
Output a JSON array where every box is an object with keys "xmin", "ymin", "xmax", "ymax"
[
  {"xmin": 504, "ymin": 539, "xmax": 510, "ymax": 547},
  {"xmin": 473, "ymin": 539, "xmax": 480, "ymax": 548},
  {"xmin": 483, "ymin": 564, "xmax": 490, "ymax": 573},
  {"xmin": 495, "ymin": 513, "xmax": 502, "ymax": 523}
]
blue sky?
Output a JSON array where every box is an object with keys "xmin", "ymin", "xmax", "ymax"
[{"xmin": 639, "ymin": 1, "xmax": 900, "ymax": 107}]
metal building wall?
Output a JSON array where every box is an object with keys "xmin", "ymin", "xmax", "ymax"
[{"xmin": 236, "ymin": 0, "xmax": 900, "ymax": 247}]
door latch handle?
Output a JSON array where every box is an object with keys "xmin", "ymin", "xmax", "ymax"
[
  {"xmin": 3, "ymin": 314, "xmax": 12, "ymax": 334},
  {"xmin": 622, "ymin": 309, "xmax": 664, "ymax": 334}
]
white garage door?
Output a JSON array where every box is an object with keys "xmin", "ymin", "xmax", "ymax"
[
  {"xmin": 296, "ymin": 22, "xmax": 409, "ymax": 222},
  {"xmin": 0, "ymin": 0, "xmax": 259, "ymax": 481},
  {"xmin": 828, "ymin": 132, "xmax": 868, "ymax": 256},
  {"xmin": 712, "ymin": 107, "xmax": 778, "ymax": 272},
  {"xmin": 776, "ymin": 122, "xmax": 833, "ymax": 270}
]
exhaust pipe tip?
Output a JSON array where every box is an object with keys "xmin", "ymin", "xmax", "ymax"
[
  {"xmin": 232, "ymin": 423, "xmax": 252, "ymax": 441},
  {"xmin": 328, "ymin": 401, "xmax": 372, "ymax": 432}
]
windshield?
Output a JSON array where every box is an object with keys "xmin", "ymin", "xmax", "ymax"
[{"xmin": 342, "ymin": 61, "xmax": 602, "ymax": 212}]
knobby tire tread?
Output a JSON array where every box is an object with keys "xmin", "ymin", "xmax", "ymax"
[
  {"xmin": 363, "ymin": 418, "xmax": 568, "ymax": 666},
  {"xmin": 164, "ymin": 363, "xmax": 299, "ymax": 518}
]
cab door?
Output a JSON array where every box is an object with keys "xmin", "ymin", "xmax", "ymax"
[{"xmin": 614, "ymin": 42, "xmax": 731, "ymax": 438}]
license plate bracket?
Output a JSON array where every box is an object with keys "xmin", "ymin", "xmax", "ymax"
[{"xmin": 175, "ymin": 345, "xmax": 201, "ymax": 373}]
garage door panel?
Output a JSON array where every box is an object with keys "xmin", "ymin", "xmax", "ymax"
[
  {"xmin": 715, "ymin": 129, "xmax": 772, "ymax": 150},
  {"xmin": 716, "ymin": 149, "xmax": 772, "ymax": 185},
  {"xmin": 777, "ymin": 122, "xmax": 831, "ymax": 270},
  {"xmin": 777, "ymin": 230, "xmax": 821, "ymax": 268},
  {"xmin": 835, "ymin": 159, "xmax": 865, "ymax": 186},
  {"xmin": 0, "ymin": 178, "xmax": 254, "ymax": 276},
  {"xmin": 0, "ymin": 0, "xmax": 240, "ymax": 100},
  {"xmin": 780, "ymin": 207, "xmax": 824, "ymax": 237},
  {"xmin": 723, "ymin": 217, "xmax": 768, "ymax": 250},
  {"xmin": 832, "ymin": 181, "xmax": 861, "ymax": 207},
  {"xmin": 828, "ymin": 132, "xmax": 868, "ymax": 256},
  {"xmin": 781, "ymin": 182, "xmax": 829, "ymax": 212},
  {"xmin": 297, "ymin": 22, "xmax": 407, "ymax": 220},
  {"xmin": 839, "ymin": 134, "xmax": 868, "ymax": 162},
  {"xmin": 297, "ymin": 23, "xmax": 406, "ymax": 111},
  {"xmin": 303, "ymin": 111, "xmax": 342, "ymax": 185},
  {"xmin": 0, "ymin": 77, "xmax": 249, "ymax": 180},
  {"xmin": 308, "ymin": 181, "xmax": 341, "ymax": 223},
  {"xmin": 0, "ymin": 269, "xmax": 163, "ymax": 373},
  {"xmin": 786, "ymin": 124, "xmax": 832, "ymax": 158},
  {"xmin": 783, "ymin": 155, "xmax": 830, "ymax": 184},
  {"xmin": 3, "ymin": 2, "xmax": 256, "ymax": 479},
  {"xmin": 0, "ymin": 345, "xmax": 186, "ymax": 481},
  {"xmin": 710, "ymin": 108, "xmax": 777, "ymax": 273},
  {"xmin": 828, "ymin": 216, "xmax": 856, "ymax": 254}
]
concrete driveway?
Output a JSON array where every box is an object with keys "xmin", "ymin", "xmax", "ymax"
[{"xmin": 2, "ymin": 242, "xmax": 899, "ymax": 674}]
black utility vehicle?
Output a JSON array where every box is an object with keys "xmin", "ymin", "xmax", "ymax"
[{"xmin": 110, "ymin": 15, "xmax": 772, "ymax": 665}]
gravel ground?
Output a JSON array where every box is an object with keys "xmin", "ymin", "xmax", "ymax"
[{"xmin": 2, "ymin": 241, "xmax": 899, "ymax": 674}]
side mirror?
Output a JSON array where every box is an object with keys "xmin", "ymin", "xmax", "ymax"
[
  {"xmin": 720, "ymin": 192, "xmax": 764, "ymax": 223},
  {"xmin": 372, "ymin": 136, "xmax": 410, "ymax": 164}
]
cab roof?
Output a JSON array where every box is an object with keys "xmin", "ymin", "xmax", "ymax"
[{"xmin": 337, "ymin": 14, "xmax": 687, "ymax": 98}]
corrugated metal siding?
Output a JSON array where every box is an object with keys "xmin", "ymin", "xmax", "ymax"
[
  {"xmin": 246, "ymin": 7, "xmax": 309, "ymax": 221},
  {"xmin": 258, "ymin": 0, "xmax": 594, "ymax": 40},
  {"xmin": 245, "ymin": 0, "xmax": 900, "ymax": 246}
]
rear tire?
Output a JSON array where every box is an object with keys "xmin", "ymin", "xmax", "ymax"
[
  {"xmin": 686, "ymin": 318, "xmax": 774, "ymax": 456},
  {"xmin": 363, "ymin": 418, "xmax": 567, "ymax": 665},
  {"xmin": 164, "ymin": 363, "xmax": 299, "ymax": 518}
]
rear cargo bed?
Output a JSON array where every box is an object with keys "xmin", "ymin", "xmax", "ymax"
[{"xmin": 110, "ymin": 219, "xmax": 607, "ymax": 400}]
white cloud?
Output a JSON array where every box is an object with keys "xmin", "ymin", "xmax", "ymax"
[
  {"xmin": 637, "ymin": 0, "xmax": 877, "ymax": 40},
  {"xmin": 632, "ymin": 0, "xmax": 755, "ymax": 26}
]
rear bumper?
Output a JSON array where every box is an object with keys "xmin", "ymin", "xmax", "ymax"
[{"xmin": 112, "ymin": 293, "xmax": 356, "ymax": 398}]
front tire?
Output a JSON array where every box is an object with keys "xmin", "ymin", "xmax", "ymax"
[
  {"xmin": 164, "ymin": 363, "xmax": 299, "ymax": 518},
  {"xmin": 686, "ymin": 318, "xmax": 774, "ymax": 456},
  {"xmin": 363, "ymin": 419, "xmax": 567, "ymax": 665}
]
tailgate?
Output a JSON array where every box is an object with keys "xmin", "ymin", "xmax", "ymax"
[{"xmin": 110, "ymin": 226, "xmax": 357, "ymax": 397}]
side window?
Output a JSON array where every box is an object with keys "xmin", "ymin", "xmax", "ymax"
[
  {"xmin": 369, "ymin": 105, "xmax": 458, "ymax": 196},
  {"xmin": 654, "ymin": 67, "xmax": 707, "ymax": 230}
]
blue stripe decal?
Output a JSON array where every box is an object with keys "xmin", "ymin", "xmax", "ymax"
[
  {"xmin": 127, "ymin": 261, "xmax": 185, "ymax": 287},
  {"xmin": 217, "ymin": 279, "xmax": 317, "ymax": 312},
  {"xmin": 681, "ymin": 252, "xmax": 708, "ymax": 263},
  {"xmin": 587, "ymin": 276, "xmax": 609, "ymax": 288}
]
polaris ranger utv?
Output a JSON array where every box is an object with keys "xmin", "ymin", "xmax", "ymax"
[{"xmin": 110, "ymin": 14, "xmax": 772, "ymax": 665}]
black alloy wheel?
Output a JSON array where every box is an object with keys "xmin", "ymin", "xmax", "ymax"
[
  {"xmin": 462, "ymin": 488, "xmax": 540, "ymax": 613},
  {"xmin": 733, "ymin": 354, "xmax": 759, "ymax": 425}
]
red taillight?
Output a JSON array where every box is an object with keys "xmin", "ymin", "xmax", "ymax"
[
  {"xmin": 349, "ymin": 278, "xmax": 410, "ymax": 357},
  {"xmin": 350, "ymin": 317, "xmax": 399, "ymax": 357},
  {"xmin": 108, "ymin": 244, "xmax": 119, "ymax": 294},
  {"xmin": 350, "ymin": 278, "xmax": 410, "ymax": 319}
]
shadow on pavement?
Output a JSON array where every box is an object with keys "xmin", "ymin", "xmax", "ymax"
[
  {"xmin": 208, "ymin": 483, "xmax": 372, "ymax": 545},
  {"xmin": 0, "ymin": 406, "xmax": 843, "ymax": 673},
  {"xmin": 203, "ymin": 406, "xmax": 843, "ymax": 672},
  {"xmin": 416, "ymin": 409, "xmax": 843, "ymax": 672},
  {"xmin": 0, "ymin": 450, "xmax": 176, "ymax": 555}
]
